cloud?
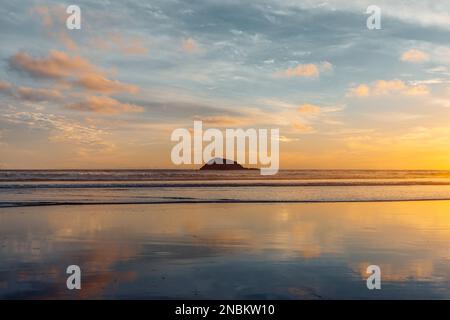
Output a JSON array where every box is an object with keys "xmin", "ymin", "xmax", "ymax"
[
  {"xmin": 16, "ymin": 86, "xmax": 63, "ymax": 102},
  {"xmin": 256, "ymin": 99, "xmax": 342, "ymax": 135},
  {"xmin": 410, "ymin": 79, "xmax": 448, "ymax": 85},
  {"xmin": 9, "ymin": 50, "xmax": 96, "ymax": 79},
  {"xmin": 347, "ymin": 80, "xmax": 429, "ymax": 97},
  {"xmin": 278, "ymin": 63, "xmax": 319, "ymax": 78},
  {"xmin": 0, "ymin": 82, "xmax": 62, "ymax": 102},
  {"xmin": 0, "ymin": 81, "xmax": 12, "ymax": 92},
  {"xmin": 374, "ymin": 80, "xmax": 429, "ymax": 96},
  {"xmin": 298, "ymin": 103, "xmax": 321, "ymax": 114},
  {"xmin": 432, "ymin": 98, "xmax": 450, "ymax": 108},
  {"xmin": 30, "ymin": 5, "xmax": 66, "ymax": 28},
  {"xmin": 292, "ymin": 122, "xmax": 315, "ymax": 133},
  {"xmin": 30, "ymin": 5, "xmax": 78, "ymax": 51},
  {"xmin": 277, "ymin": 61, "xmax": 332, "ymax": 78},
  {"xmin": 182, "ymin": 38, "xmax": 199, "ymax": 54},
  {"xmin": 278, "ymin": 1, "xmax": 450, "ymax": 30},
  {"xmin": 320, "ymin": 61, "xmax": 333, "ymax": 72},
  {"xmin": 9, "ymin": 50, "xmax": 140, "ymax": 98},
  {"xmin": 259, "ymin": 99, "xmax": 299, "ymax": 109},
  {"xmin": 3, "ymin": 111, "xmax": 112, "ymax": 149},
  {"xmin": 121, "ymin": 38, "xmax": 149, "ymax": 55},
  {"xmin": 401, "ymin": 49, "xmax": 429, "ymax": 63},
  {"xmin": 347, "ymin": 84, "xmax": 370, "ymax": 97},
  {"xmin": 193, "ymin": 115, "xmax": 247, "ymax": 126},
  {"xmin": 76, "ymin": 74, "xmax": 139, "ymax": 94},
  {"xmin": 279, "ymin": 135, "xmax": 299, "ymax": 142},
  {"xmin": 403, "ymin": 85, "xmax": 430, "ymax": 96},
  {"xmin": 66, "ymin": 96, "xmax": 144, "ymax": 114},
  {"xmin": 374, "ymin": 79, "xmax": 410, "ymax": 94},
  {"xmin": 89, "ymin": 32, "xmax": 149, "ymax": 56}
]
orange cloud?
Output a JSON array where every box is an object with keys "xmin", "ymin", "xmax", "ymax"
[
  {"xmin": 30, "ymin": 5, "xmax": 66, "ymax": 28},
  {"xmin": 298, "ymin": 103, "xmax": 321, "ymax": 114},
  {"xmin": 347, "ymin": 80, "xmax": 429, "ymax": 97},
  {"xmin": 66, "ymin": 96, "xmax": 144, "ymax": 114},
  {"xmin": 0, "ymin": 82, "xmax": 62, "ymax": 102},
  {"xmin": 374, "ymin": 80, "xmax": 429, "ymax": 96},
  {"xmin": 77, "ymin": 74, "xmax": 139, "ymax": 94},
  {"xmin": 374, "ymin": 79, "xmax": 407, "ymax": 94},
  {"xmin": 0, "ymin": 81, "xmax": 11, "ymax": 92},
  {"xmin": 9, "ymin": 50, "xmax": 140, "ymax": 96},
  {"xmin": 16, "ymin": 86, "xmax": 63, "ymax": 102},
  {"xmin": 30, "ymin": 5, "xmax": 78, "ymax": 51},
  {"xmin": 279, "ymin": 63, "xmax": 319, "ymax": 78},
  {"xmin": 347, "ymin": 84, "xmax": 370, "ymax": 97},
  {"xmin": 10, "ymin": 50, "xmax": 96, "ymax": 79},
  {"xmin": 401, "ymin": 49, "xmax": 429, "ymax": 63}
]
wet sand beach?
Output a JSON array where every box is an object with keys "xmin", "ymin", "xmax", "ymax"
[{"xmin": 2, "ymin": 201, "xmax": 450, "ymax": 299}]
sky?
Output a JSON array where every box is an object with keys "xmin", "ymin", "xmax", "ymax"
[{"xmin": 1, "ymin": 0, "xmax": 450, "ymax": 169}]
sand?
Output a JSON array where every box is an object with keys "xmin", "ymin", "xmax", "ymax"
[{"xmin": 1, "ymin": 201, "xmax": 450, "ymax": 299}]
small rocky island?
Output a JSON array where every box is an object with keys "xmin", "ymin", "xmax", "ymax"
[{"xmin": 200, "ymin": 158, "xmax": 256, "ymax": 171}]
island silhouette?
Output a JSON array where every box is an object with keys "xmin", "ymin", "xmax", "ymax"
[{"xmin": 200, "ymin": 158, "xmax": 257, "ymax": 171}]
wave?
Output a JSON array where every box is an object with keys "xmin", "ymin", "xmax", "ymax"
[
  {"xmin": 3, "ymin": 197, "xmax": 450, "ymax": 208},
  {"xmin": 2, "ymin": 180, "xmax": 450, "ymax": 189},
  {"xmin": 2, "ymin": 169, "xmax": 450, "ymax": 182}
]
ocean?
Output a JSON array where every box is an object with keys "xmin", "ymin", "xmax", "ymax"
[{"xmin": 2, "ymin": 170, "xmax": 450, "ymax": 207}]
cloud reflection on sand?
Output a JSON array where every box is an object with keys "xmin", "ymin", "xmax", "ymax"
[{"xmin": 1, "ymin": 201, "xmax": 450, "ymax": 299}]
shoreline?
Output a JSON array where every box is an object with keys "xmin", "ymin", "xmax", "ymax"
[
  {"xmin": 3, "ymin": 198, "xmax": 450, "ymax": 209},
  {"xmin": 3, "ymin": 179, "xmax": 450, "ymax": 186}
]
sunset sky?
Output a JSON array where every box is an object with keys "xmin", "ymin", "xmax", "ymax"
[{"xmin": 1, "ymin": 0, "xmax": 450, "ymax": 169}]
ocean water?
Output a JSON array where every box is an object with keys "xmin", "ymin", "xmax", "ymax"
[
  {"xmin": 2, "ymin": 170, "xmax": 450, "ymax": 207},
  {"xmin": 2, "ymin": 170, "xmax": 450, "ymax": 299}
]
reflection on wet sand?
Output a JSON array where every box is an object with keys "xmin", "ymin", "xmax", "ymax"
[{"xmin": 1, "ymin": 201, "xmax": 450, "ymax": 299}]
